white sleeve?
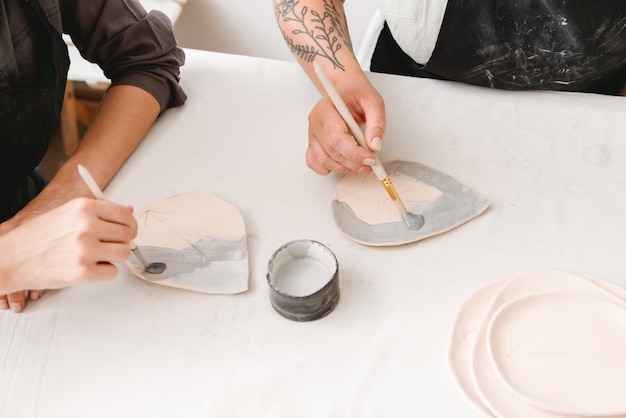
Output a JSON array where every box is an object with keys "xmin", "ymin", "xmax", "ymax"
[
  {"xmin": 370, "ymin": 0, "xmax": 448, "ymax": 66},
  {"xmin": 356, "ymin": 9, "xmax": 386, "ymax": 70}
]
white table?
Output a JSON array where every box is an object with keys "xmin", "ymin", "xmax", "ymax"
[{"xmin": 2, "ymin": 49, "xmax": 626, "ymax": 417}]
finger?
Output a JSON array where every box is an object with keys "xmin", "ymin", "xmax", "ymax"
[
  {"xmin": 99, "ymin": 242, "xmax": 132, "ymax": 264},
  {"xmin": 306, "ymin": 141, "xmax": 349, "ymax": 175},
  {"xmin": 67, "ymin": 200, "xmax": 138, "ymax": 244},
  {"xmin": 80, "ymin": 199, "xmax": 137, "ymax": 234},
  {"xmin": 310, "ymin": 102, "xmax": 373, "ymax": 173},
  {"xmin": 65, "ymin": 200, "xmax": 136, "ymax": 246},
  {"xmin": 307, "ymin": 125, "xmax": 351, "ymax": 174},
  {"xmin": 305, "ymin": 155, "xmax": 332, "ymax": 175},
  {"xmin": 78, "ymin": 239, "xmax": 132, "ymax": 266},
  {"xmin": 29, "ymin": 289, "xmax": 45, "ymax": 301},
  {"xmin": 50, "ymin": 261, "xmax": 119, "ymax": 289},
  {"xmin": 67, "ymin": 263, "xmax": 119, "ymax": 288},
  {"xmin": 94, "ymin": 221, "xmax": 137, "ymax": 245},
  {"xmin": 323, "ymin": 131, "xmax": 375, "ymax": 172},
  {"xmin": 7, "ymin": 291, "xmax": 26, "ymax": 313},
  {"xmin": 370, "ymin": 136, "xmax": 383, "ymax": 152},
  {"xmin": 361, "ymin": 103, "xmax": 386, "ymax": 152},
  {"xmin": 91, "ymin": 262, "xmax": 120, "ymax": 282},
  {"xmin": 309, "ymin": 101, "xmax": 375, "ymax": 172},
  {"xmin": 0, "ymin": 295, "xmax": 8, "ymax": 310},
  {"xmin": 97, "ymin": 202, "xmax": 138, "ymax": 237},
  {"xmin": 305, "ymin": 151, "xmax": 330, "ymax": 176}
]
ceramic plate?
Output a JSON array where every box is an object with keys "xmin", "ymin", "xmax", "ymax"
[
  {"xmin": 332, "ymin": 160, "xmax": 489, "ymax": 246},
  {"xmin": 447, "ymin": 276, "xmax": 513, "ymax": 416},
  {"xmin": 128, "ymin": 190, "xmax": 249, "ymax": 294},
  {"xmin": 449, "ymin": 270, "xmax": 626, "ymax": 418},
  {"xmin": 487, "ymin": 294, "xmax": 626, "ymax": 416},
  {"xmin": 471, "ymin": 271, "xmax": 626, "ymax": 418}
]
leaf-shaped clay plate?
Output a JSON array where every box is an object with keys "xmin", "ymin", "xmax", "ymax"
[
  {"xmin": 332, "ymin": 160, "xmax": 489, "ymax": 246},
  {"xmin": 128, "ymin": 190, "xmax": 249, "ymax": 294}
]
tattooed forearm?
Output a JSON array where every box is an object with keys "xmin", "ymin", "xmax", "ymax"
[
  {"xmin": 274, "ymin": 0, "xmax": 352, "ymax": 70},
  {"xmin": 324, "ymin": 0, "xmax": 352, "ymax": 52}
]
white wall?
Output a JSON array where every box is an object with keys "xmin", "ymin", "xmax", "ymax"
[{"xmin": 174, "ymin": 0, "xmax": 377, "ymax": 61}]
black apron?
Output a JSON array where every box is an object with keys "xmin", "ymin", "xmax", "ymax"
[
  {"xmin": 372, "ymin": 0, "xmax": 626, "ymax": 95},
  {"xmin": 0, "ymin": 0, "xmax": 69, "ymax": 222}
]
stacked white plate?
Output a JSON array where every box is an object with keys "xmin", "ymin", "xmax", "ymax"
[{"xmin": 448, "ymin": 270, "xmax": 626, "ymax": 418}]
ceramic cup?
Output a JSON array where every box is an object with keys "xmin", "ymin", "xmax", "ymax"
[{"xmin": 266, "ymin": 239, "xmax": 340, "ymax": 321}]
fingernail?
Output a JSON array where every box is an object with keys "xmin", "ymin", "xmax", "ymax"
[
  {"xmin": 0, "ymin": 300, "xmax": 8, "ymax": 309},
  {"xmin": 371, "ymin": 137, "xmax": 382, "ymax": 152},
  {"xmin": 362, "ymin": 158, "xmax": 376, "ymax": 166},
  {"xmin": 10, "ymin": 302, "xmax": 22, "ymax": 313},
  {"xmin": 29, "ymin": 291, "xmax": 40, "ymax": 301}
]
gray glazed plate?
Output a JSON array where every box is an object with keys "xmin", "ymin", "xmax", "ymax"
[
  {"xmin": 332, "ymin": 160, "xmax": 490, "ymax": 246},
  {"xmin": 127, "ymin": 190, "xmax": 249, "ymax": 294}
]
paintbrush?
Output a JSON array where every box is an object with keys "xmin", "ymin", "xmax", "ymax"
[
  {"xmin": 313, "ymin": 62, "xmax": 424, "ymax": 230},
  {"xmin": 77, "ymin": 164, "xmax": 166, "ymax": 274}
]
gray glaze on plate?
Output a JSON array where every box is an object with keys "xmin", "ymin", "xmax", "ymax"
[
  {"xmin": 332, "ymin": 160, "xmax": 490, "ymax": 246},
  {"xmin": 129, "ymin": 237, "xmax": 248, "ymax": 292}
]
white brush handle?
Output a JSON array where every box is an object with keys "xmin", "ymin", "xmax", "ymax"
[
  {"xmin": 313, "ymin": 62, "xmax": 388, "ymax": 181},
  {"xmin": 77, "ymin": 164, "xmax": 106, "ymax": 200}
]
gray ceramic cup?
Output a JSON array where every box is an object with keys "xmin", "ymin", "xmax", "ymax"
[{"xmin": 266, "ymin": 239, "xmax": 340, "ymax": 321}]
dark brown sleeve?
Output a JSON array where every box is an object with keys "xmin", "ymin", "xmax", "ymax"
[{"xmin": 59, "ymin": 0, "xmax": 187, "ymax": 113}]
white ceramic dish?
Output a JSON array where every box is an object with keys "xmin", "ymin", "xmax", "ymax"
[
  {"xmin": 472, "ymin": 272, "xmax": 626, "ymax": 418},
  {"xmin": 472, "ymin": 271, "xmax": 626, "ymax": 418},
  {"xmin": 487, "ymin": 293, "xmax": 626, "ymax": 417},
  {"xmin": 449, "ymin": 270, "xmax": 626, "ymax": 418},
  {"xmin": 447, "ymin": 276, "xmax": 513, "ymax": 416}
]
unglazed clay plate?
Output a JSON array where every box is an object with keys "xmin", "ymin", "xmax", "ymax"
[
  {"xmin": 128, "ymin": 190, "xmax": 249, "ymax": 294},
  {"xmin": 332, "ymin": 160, "xmax": 489, "ymax": 246},
  {"xmin": 447, "ymin": 277, "xmax": 511, "ymax": 416},
  {"xmin": 487, "ymin": 294, "xmax": 626, "ymax": 417},
  {"xmin": 449, "ymin": 270, "xmax": 626, "ymax": 418},
  {"xmin": 471, "ymin": 271, "xmax": 626, "ymax": 418}
]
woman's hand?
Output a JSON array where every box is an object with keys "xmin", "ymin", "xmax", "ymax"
[{"xmin": 306, "ymin": 75, "xmax": 386, "ymax": 175}]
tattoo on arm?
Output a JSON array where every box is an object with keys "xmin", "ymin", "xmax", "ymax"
[{"xmin": 274, "ymin": 0, "xmax": 353, "ymax": 71}]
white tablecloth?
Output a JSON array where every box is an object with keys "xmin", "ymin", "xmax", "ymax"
[{"xmin": 2, "ymin": 49, "xmax": 626, "ymax": 417}]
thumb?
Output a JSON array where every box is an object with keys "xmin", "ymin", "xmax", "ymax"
[{"xmin": 362, "ymin": 100, "xmax": 386, "ymax": 152}]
